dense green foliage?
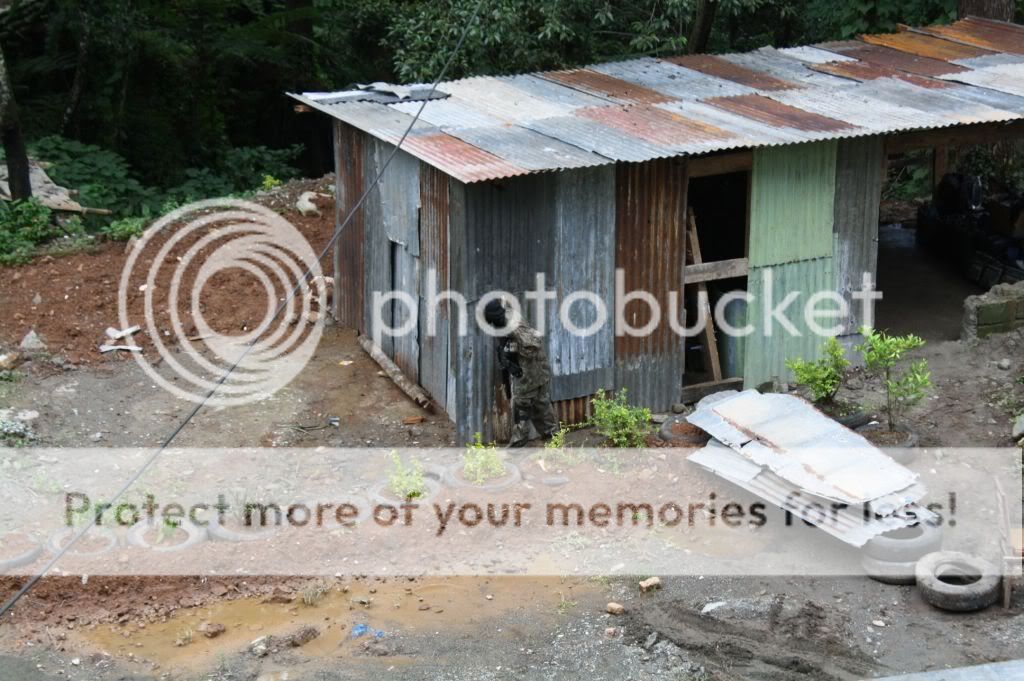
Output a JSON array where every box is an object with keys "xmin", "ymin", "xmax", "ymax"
[
  {"xmin": 2, "ymin": 0, "xmax": 1019, "ymax": 262},
  {"xmin": 5, "ymin": 0, "xmax": 980, "ymax": 187}
]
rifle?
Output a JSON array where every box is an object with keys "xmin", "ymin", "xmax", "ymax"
[{"xmin": 495, "ymin": 339, "xmax": 522, "ymax": 399}]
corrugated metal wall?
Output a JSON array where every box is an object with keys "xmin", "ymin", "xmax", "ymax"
[
  {"xmin": 744, "ymin": 257, "xmax": 835, "ymax": 386},
  {"xmin": 332, "ymin": 122, "xmax": 365, "ymax": 331},
  {"xmin": 549, "ymin": 166, "xmax": 616, "ymax": 401},
  {"xmin": 614, "ymin": 158, "xmax": 688, "ymax": 410},
  {"xmin": 744, "ymin": 142, "xmax": 838, "ymax": 386},
  {"xmin": 449, "ymin": 174, "xmax": 556, "ymax": 443},
  {"xmin": 748, "ymin": 142, "xmax": 837, "ymax": 267},
  {"xmin": 419, "ymin": 164, "xmax": 451, "ymax": 415},
  {"xmin": 362, "ymin": 138, "xmax": 421, "ymax": 377},
  {"xmin": 833, "ymin": 136, "xmax": 884, "ymax": 337},
  {"xmin": 448, "ymin": 167, "xmax": 619, "ymax": 442}
]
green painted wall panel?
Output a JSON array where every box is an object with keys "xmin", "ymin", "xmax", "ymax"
[
  {"xmin": 743, "ymin": 257, "xmax": 834, "ymax": 388},
  {"xmin": 748, "ymin": 142, "xmax": 838, "ymax": 267}
]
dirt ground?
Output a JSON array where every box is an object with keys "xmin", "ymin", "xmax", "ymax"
[{"xmin": 0, "ymin": 182, "xmax": 1023, "ymax": 680}]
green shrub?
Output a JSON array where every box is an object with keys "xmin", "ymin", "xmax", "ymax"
[
  {"xmin": 590, "ymin": 388, "xmax": 651, "ymax": 448},
  {"xmin": 463, "ymin": 434, "xmax": 506, "ymax": 484},
  {"xmin": 29, "ymin": 136, "xmax": 161, "ymax": 218},
  {"xmin": 261, "ymin": 175, "xmax": 282, "ymax": 191},
  {"xmin": 0, "ymin": 198, "xmax": 56, "ymax": 265},
  {"xmin": 104, "ymin": 216, "xmax": 148, "ymax": 241},
  {"xmin": 387, "ymin": 452, "xmax": 426, "ymax": 499},
  {"xmin": 786, "ymin": 337, "xmax": 850, "ymax": 403},
  {"xmin": 856, "ymin": 328, "xmax": 931, "ymax": 431}
]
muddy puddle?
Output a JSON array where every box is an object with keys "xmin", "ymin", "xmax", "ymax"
[{"xmin": 77, "ymin": 577, "xmax": 597, "ymax": 672}]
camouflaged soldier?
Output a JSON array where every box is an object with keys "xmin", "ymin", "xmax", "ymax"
[{"xmin": 483, "ymin": 299, "xmax": 559, "ymax": 447}]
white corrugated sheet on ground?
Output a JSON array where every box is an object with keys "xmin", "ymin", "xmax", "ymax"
[
  {"xmin": 687, "ymin": 389, "xmax": 917, "ymax": 504},
  {"xmin": 686, "ymin": 389, "xmax": 933, "ymax": 547}
]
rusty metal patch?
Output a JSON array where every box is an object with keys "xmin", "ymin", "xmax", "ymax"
[
  {"xmin": 859, "ymin": 30, "xmax": 993, "ymax": 62},
  {"xmin": 664, "ymin": 54, "xmax": 798, "ymax": 90},
  {"xmin": 818, "ymin": 40, "xmax": 967, "ymax": 76},
  {"xmin": 913, "ymin": 17, "xmax": 1024, "ymax": 55},
  {"xmin": 704, "ymin": 94, "xmax": 854, "ymax": 132},
  {"xmin": 576, "ymin": 104, "xmax": 735, "ymax": 149},
  {"xmin": 812, "ymin": 60, "xmax": 953, "ymax": 88},
  {"xmin": 539, "ymin": 69, "xmax": 673, "ymax": 104},
  {"xmin": 399, "ymin": 133, "xmax": 528, "ymax": 183}
]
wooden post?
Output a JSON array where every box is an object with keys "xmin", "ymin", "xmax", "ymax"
[{"xmin": 687, "ymin": 209, "xmax": 723, "ymax": 382}]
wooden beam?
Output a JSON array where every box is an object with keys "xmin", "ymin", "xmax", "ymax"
[
  {"xmin": 885, "ymin": 120, "xmax": 1024, "ymax": 154},
  {"xmin": 686, "ymin": 210, "xmax": 723, "ymax": 382},
  {"xmin": 688, "ymin": 150, "xmax": 753, "ymax": 178},
  {"xmin": 679, "ymin": 377, "xmax": 743, "ymax": 404},
  {"xmin": 358, "ymin": 335, "xmax": 435, "ymax": 413},
  {"xmin": 683, "ymin": 257, "xmax": 749, "ymax": 284}
]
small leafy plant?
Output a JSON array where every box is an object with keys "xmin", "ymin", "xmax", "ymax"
[
  {"xmin": 155, "ymin": 517, "xmax": 181, "ymax": 545},
  {"xmin": 463, "ymin": 433, "xmax": 506, "ymax": 484},
  {"xmin": 590, "ymin": 389, "xmax": 651, "ymax": 448},
  {"xmin": 104, "ymin": 216, "xmax": 148, "ymax": 241},
  {"xmin": 786, "ymin": 337, "xmax": 850, "ymax": 403},
  {"xmin": 387, "ymin": 452, "xmax": 426, "ymax": 499},
  {"xmin": 856, "ymin": 328, "xmax": 931, "ymax": 431},
  {"xmin": 261, "ymin": 175, "xmax": 282, "ymax": 191}
]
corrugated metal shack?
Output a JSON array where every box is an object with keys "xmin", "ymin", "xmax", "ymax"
[{"xmin": 292, "ymin": 17, "xmax": 1024, "ymax": 443}]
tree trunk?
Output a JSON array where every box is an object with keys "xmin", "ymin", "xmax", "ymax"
[
  {"xmin": 0, "ymin": 44, "xmax": 30, "ymax": 200},
  {"xmin": 61, "ymin": 11, "xmax": 91, "ymax": 136},
  {"xmin": 957, "ymin": 0, "xmax": 1014, "ymax": 20},
  {"xmin": 687, "ymin": 0, "xmax": 718, "ymax": 54}
]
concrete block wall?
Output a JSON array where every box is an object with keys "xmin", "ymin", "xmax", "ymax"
[{"xmin": 962, "ymin": 281, "xmax": 1024, "ymax": 340}]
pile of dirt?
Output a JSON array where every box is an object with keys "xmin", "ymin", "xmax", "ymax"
[{"xmin": 0, "ymin": 177, "xmax": 337, "ymax": 364}]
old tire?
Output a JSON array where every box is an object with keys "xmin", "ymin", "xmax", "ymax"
[
  {"xmin": 915, "ymin": 551, "xmax": 1001, "ymax": 612},
  {"xmin": 443, "ymin": 462, "xmax": 521, "ymax": 491},
  {"xmin": 856, "ymin": 423, "xmax": 920, "ymax": 458},
  {"xmin": 860, "ymin": 554, "xmax": 917, "ymax": 586},
  {"xmin": 0, "ymin": 535, "xmax": 43, "ymax": 573},
  {"xmin": 207, "ymin": 514, "xmax": 282, "ymax": 542},
  {"xmin": 126, "ymin": 520, "xmax": 207, "ymax": 552},
  {"xmin": 47, "ymin": 526, "xmax": 119, "ymax": 557},
  {"xmin": 834, "ymin": 410, "xmax": 871, "ymax": 430},
  {"xmin": 863, "ymin": 522, "xmax": 942, "ymax": 563},
  {"xmin": 658, "ymin": 416, "xmax": 711, "ymax": 446}
]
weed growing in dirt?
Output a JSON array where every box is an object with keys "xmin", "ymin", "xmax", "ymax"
[
  {"xmin": 556, "ymin": 592, "xmax": 577, "ymax": 615},
  {"xmin": 591, "ymin": 389, "xmax": 651, "ymax": 448},
  {"xmin": 174, "ymin": 627, "xmax": 194, "ymax": 647},
  {"xmin": 261, "ymin": 175, "xmax": 282, "ymax": 191},
  {"xmin": 786, "ymin": 337, "xmax": 849, "ymax": 403},
  {"xmin": 104, "ymin": 216, "xmax": 148, "ymax": 241},
  {"xmin": 463, "ymin": 433, "xmax": 505, "ymax": 484},
  {"xmin": 856, "ymin": 328, "xmax": 931, "ymax": 431},
  {"xmin": 301, "ymin": 581, "xmax": 329, "ymax": 607},
  {"xmin": 0, "ymin": 419, "xmax": 36, "ymax": 447},
  {"xmin": 154, "ymin": 518, "xmax": 181, "ymax": 545},
  {"xmin": 387, "ymin": 452, "xmax": 426, "ymax": 499},
  {"xmin": 0, "ymin": 370, "xmax": 20, "ymax": 383}
]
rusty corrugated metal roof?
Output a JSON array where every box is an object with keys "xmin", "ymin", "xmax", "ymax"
[
  {"xmin": 664, "ymin": 54, "xmax": 798, "ymax": 90},
  {"xmin": 912, "ymin": 15, "xmax": 1024, "ymax": 54},
  {"xmin": 291, "ymin": 17, "xmax": 1024, "ymax": 182},
  {"xmin": 859, "ymin": 30, "xmax": 994, "ymax": 61}
]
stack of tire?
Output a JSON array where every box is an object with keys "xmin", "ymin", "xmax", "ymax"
[{"xmin": 862, "ymin": 524, "xmax": 1002, "ymax": 612}]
